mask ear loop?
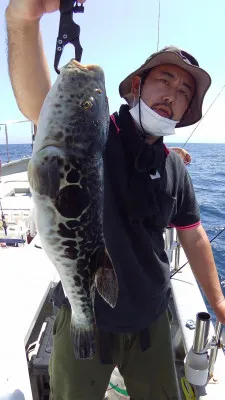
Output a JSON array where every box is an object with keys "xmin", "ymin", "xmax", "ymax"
[{"xmin": 138, "ymin": 78, "xmax": 150, "ymax": 138}]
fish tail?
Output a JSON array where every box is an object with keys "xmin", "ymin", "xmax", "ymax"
[{"xmin": 70, "ymin": 313, "xmax": 96, "ymax": 360}]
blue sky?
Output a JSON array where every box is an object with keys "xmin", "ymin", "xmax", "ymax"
[{"xmin": 1, "ymin": 0, "xmax": 225, "ymax": 144}]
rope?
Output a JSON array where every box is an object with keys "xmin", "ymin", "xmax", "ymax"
[
  {"xmin": 156, "ymin": 0, "xmax": 160, "ymax": 51},
  {"xmin": 181, "ymin": 84, "xmax": 225, "ymax": 150},
  {"xmin": 171, "ymin": 85, "xmax": 225, "ymax": 277}
]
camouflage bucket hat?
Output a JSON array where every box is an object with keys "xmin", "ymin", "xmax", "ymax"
[{"xmin": 119, "ymin": 46, "xmax": 211, "ymax": 128}]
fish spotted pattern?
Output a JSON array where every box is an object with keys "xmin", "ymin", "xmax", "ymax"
[{"xmin": 28, "ymin": 60, "xmax": 118, "ymax": 359}]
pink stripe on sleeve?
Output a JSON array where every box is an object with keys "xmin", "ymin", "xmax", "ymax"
[
  {"xmin": 163, "ymin": 144, "xmax": 170, "ymax": 155},
  {"xmin": 110, "ymin": 115, "xmax": 120, "ymax": 133},
  {"xmin": 168, "ymin": 221, "xmax": 201, "ymax": 230}
]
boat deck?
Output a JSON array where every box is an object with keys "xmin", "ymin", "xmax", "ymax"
[{"xmin": 0, "ymin": 245, "xmax": 59, "ymax": 399}]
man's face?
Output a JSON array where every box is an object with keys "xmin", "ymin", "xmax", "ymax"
[{"xmin": 131, "ymin": 63, "xmax": 195, "ymax": 121}]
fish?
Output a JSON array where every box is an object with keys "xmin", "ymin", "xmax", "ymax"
[{"xmin": 28, "ymin": 59, "xmax": 119, "ymax": 359}]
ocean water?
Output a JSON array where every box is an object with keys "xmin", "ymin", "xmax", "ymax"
[
  {"xmin": 180, "ymin": 143, "xmax": 225, "ymax": 320},
  {"xmin": 0, "ymin": 143, "xmax": 32, "ymax": 163},
  {"xmin": 1, "ymin": 143, "xmax": 225, "ymax": 320}
]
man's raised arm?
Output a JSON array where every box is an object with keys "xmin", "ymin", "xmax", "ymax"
[{"xmin": 5, "ymin": 1, "xmax": 56, "ymax": 125}]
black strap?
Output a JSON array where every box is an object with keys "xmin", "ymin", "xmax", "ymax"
[{"xmin": 115, "ymin": 105, "xmax": 166, "ymax": 223}]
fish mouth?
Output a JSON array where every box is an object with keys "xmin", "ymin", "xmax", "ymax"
[
  {"xmin": 38, "ymin": 142, "xmax": 62, "ymax": 152},
  {"xmin": 64, "ymin": 59, "xmax": 101, "ymax": 73}
]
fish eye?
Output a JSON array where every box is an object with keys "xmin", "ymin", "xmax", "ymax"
[{"xmin": 81, "ymin": 98, "xmax": 93, "ymax": 110}]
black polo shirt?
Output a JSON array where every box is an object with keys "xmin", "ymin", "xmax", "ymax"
[{"xmin": 94, "ymin": 111, "xmax": 200, "ymax": 332}]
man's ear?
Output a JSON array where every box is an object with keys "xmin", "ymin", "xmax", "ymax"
[{"xmin": 131, "ymin": 76, "xmax": 141, "ymax": 97}]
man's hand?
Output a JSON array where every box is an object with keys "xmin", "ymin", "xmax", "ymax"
[
  {"xmin": 5, "ymin": 0, "xmax": 86, "ymax": 124},
  {"xmin": 171, "ymin": 147, "xmax": 191, "ymax": 165},
  {"xmin": 6, "ymin": 0, "xmax": 86, "ymax": 23}
]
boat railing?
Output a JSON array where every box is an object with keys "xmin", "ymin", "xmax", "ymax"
[
  {"xmin": 0, "ymin": 119, "xmax": 35, "ymax": 163},
  {"xmin": 165, "ymin": 227, "xmax": 224, "ymax": 386}
]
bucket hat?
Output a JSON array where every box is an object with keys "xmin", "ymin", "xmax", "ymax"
[{"xmin": 119, "ymin": 46, "xmax": 211, "ymax": 128}]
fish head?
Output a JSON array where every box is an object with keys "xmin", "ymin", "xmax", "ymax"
[
  {"xmin": 56, "ymin": 60, "xmax": 109, "ymax": 153},
  {"xmin": 34, "ymin": 60, "xmax": 109, "ymax": 157}
]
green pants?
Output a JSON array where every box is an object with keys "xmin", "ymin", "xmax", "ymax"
[{"xmin": 49, "ymin": 305, "xmax": 180, "ymax": 400}]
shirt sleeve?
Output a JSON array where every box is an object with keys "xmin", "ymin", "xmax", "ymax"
[{"xmin": 169, "ymin": 167, "xmax": 201, "ymax": 230}]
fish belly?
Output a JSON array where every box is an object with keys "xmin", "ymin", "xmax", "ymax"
[{"xmin": 28, "ymin": 146, "xmax": 118, "ymax": 359}]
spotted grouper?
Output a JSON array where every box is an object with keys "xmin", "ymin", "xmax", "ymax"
[{"xmin": 28, "ymin": 60, "xmax": 118, "ymax": 359}]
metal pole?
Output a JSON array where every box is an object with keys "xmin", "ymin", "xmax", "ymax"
[
  {"xmin": 0, "ymin": 119, "xmax": 33, "ymax": 160},
  {"xmin": 5, "ymin": 124, "xmax": 10, "ymax": 162},
  {"xmin": 174, "ymin": 233, "xmax": 180, "ymax": 270},
  {"xmin": 31, "ymin": 121, "xmax": 34, "ymax": 149},
  {"xmin": 208, "ymin": 320, "xmax": 223, "ymax": 377},
  {"xmin": 165, "ymin": 228, "xmax": 174, "ymax": 250},
  {"xmin": 193, "ymin": 312, "xmax": 211, "ymax": 353},
  {"xmin": 31, "ymin": 122, "xmax": 36, "ymax": 149},
  {"xmin": 31, "ymin": 122, "xmax": 33, "ymax": 142}
]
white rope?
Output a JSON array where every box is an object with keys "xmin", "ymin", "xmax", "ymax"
[
  {"xmin": 182, "ymin": 84, "xmax": 225, "ymax": 149},
  {"xmin": 156, "ymin": 0, "xmax": 161, "ymax": 51}
]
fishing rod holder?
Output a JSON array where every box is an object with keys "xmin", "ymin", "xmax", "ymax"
[
  {"xmin": 184, "ymin": 312, "xmax": 223, "ymax": 386},
  {"xmin": 165, "ymin": 228, "xmax": 181, "ymax": 270}
]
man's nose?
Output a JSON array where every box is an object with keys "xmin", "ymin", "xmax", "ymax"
[{"xmin": 162, "ymin": 88, "xmax": 177, "ymax": 104}]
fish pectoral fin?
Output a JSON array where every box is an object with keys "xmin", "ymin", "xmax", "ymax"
[
  {"xmin": 28, "ymin": 147, "xmax": 61, "ymax": 198},
  {"xmin": 94, "ymin": 248, "xmax": 119, "ymax": 308}
]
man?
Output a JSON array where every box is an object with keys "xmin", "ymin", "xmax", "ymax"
[{"xmin": 5, "ymin": 1, "xmax": 225, "ymax": 399}]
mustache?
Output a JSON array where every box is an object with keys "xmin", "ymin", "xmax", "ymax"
[{"xmin": 151, "ymin": 102, "xmax": 174, "ymax": 119}]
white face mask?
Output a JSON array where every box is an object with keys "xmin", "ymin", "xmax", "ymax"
[{"xmin": 129, "ymin": 99, "xmax": 180, "ymax": 137}]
